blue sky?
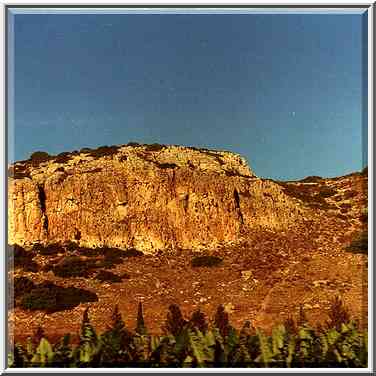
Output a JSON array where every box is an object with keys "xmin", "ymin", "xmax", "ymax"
[{"xmin": 8, "ymin": 10, "xmax": 368, "ymax": 180}]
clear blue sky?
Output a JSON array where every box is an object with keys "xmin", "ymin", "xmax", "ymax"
[{"xmin": 8, "ymin": 10, "xmax": 368, "ymax": 180}]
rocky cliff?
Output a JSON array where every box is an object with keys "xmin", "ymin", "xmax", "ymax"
[{"xmin": 8, "ymin": 143, "xmax": 304, "ymax": 253}]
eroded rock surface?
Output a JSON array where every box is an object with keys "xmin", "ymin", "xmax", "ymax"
[{"xmin": 8, "ymin": 144, "xmax": 305, "ymax": 252}]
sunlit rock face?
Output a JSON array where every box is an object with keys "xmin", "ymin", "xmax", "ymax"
[{"xmin": 8, "ymin": 144, "xmax": 303, "ymax": 253}]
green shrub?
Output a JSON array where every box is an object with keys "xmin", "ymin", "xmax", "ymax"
[
  {"xmin": 52, "ymin": 256, "xmax": 97, "ymax": 278},
  {"xmin": 144, "ymin": 143, "xmax": 166, "ymax": 152},
  {"xmin": 95, "ymin": 271, "xmax": 124, "ymax": 283},
  {"xmin": 30, "ymin": 151, "xmax": 50, "ymax": 162},
  {"xmin": 21, "ymin": 286, "xmax": 57, "ymax": 311},
  {"xmin": 54, "ymin": 152, "xmax": 73, "ymax": 164},
  {"xmin": 13, "ymin": 276, "xmax": 36, "ymax": 296},
  {"xmin": 20, "ymin": 281, "xmax": 98, "ymax": 312},
  {"xmin": 191, "ymin": 255, "xmax": 223, "ymax": 268},
  {"xmin": 87, "ymin": 145, "xmax": 120, "ymax": 159}
]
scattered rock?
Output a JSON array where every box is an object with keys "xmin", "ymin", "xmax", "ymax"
[
  {"xmin": 241, "ymin": 270, "xmax": 253, "ymax": 281},
  {"xmin": 223, "ymin": 302, "xmax": 235, "ymax": 314}
]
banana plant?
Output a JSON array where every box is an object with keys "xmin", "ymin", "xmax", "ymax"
[
  {"xmin": 254, "ymin": 328, "xmax": 273, "ymax": 367},
  {"xmin": 188, "ymin": 328, "xmax": 215, "ymax": 367},
  {"xmin": 53, "ymin": 334, "xmax": 72, "ymax": 367},
  {"xmin": 7, "ymin": 303, "xmax": 368, "ymax": 368},
  {"xmin": 31, "ymin": 338, "xmax": 54, "ymax": 367},
  {"xmin": 76, "ymin": 308, "xmax": 100, "ymax": 366}
]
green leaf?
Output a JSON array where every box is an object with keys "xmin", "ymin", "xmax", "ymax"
[
  {"xmin": 189, "ymin": 328, "xmax": 215, "ymax": 367},
  {"xmin": 255, "ymin": 329, "xmax": 272, "ymax": 367},
  {"xmin": 31, "ymin": 338, "xmax": 54, "ymax": 366}
]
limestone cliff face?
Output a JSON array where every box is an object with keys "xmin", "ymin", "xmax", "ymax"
[{"xmin": 8, "ymin": 144, "xmax": 304, "ymax": 252}]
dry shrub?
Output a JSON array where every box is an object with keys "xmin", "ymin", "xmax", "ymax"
[
  {"xmin": 191, "ymin": 255, "xmax": 223, "ymax": 267},
  {"xmin": 95, "ymin": 270, "xmax": 124, "ymax": 283}
]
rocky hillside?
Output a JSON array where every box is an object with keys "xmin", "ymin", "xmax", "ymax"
[
  {"xmin": 8, "ymin": 143, "xmax": 306, "ymax": 253},
  {"xmin": 8, "ymin": 144, "xmax": 368, "ymax": 342}
]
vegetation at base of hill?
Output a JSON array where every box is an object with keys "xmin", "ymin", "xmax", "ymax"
[
  {"xmin": 8, "ymin": 242, "xmax": 144, "ymax": 276},
  {"xmin": 346, "ymin": 232, "xmax": 368, "ymax": 255},
  {"xmin": 8, "ymin": 299, "xmax": 367, "ymax": 368},
  {"xmin": 11, "ymin": 276, "xmax": 98, "ymax": 312}
]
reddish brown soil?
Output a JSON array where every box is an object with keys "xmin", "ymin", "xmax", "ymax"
[{"xmin": 9, "ymin": 171, "xmax": 368, "ymax": 344}]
